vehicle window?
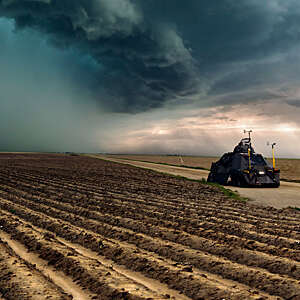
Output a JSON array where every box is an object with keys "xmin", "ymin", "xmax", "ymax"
[{"xmin": 251, "ymin": 155, "xmax": 266, "ymax": 166}]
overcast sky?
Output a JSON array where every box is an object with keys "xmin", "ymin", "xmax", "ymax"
[{"xmin": 1, "ymin": 0, "xmax": 300, "ymax": 157}]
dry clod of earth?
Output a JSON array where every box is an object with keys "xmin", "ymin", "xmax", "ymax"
[{"xmin": 0, "ymin": 153, "xmax": 299, "ymax": 300}]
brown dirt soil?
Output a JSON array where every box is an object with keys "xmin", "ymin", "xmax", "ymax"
[
  {"xmin": 96, "ymin": 156, "xmax": 300, "ymax": 209},
  {"xmin": 106, "ymin": 154, "xmax": 217, "ymax": 170},
  {"xmin": 0, "ymin": 153, "xmax": 299, "ymax": 299},
  {"xmin": 107, "ymin": 154, "xmax": 300, "ymax": 182}
]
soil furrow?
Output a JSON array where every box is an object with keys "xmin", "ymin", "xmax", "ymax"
[
  {"xmin": 2, "ymin": 169, "xmax": 299, "ymax": 238},
  {"xmin": 0, "ymin": 218, "xmax": 158, "ymax": 300},
  {"xmin": 0, "ymin": 206, "xmax": 269, "ymax": 300},
  {"xmin": 0, "ymin": 196, "xmax": 298, "ymax": 299},
  {"xmin": 0, "ymin": 179, "xmax": 299, "ymax": 254},
  {"xmin": 0, "ymin": 174, "xmax": 298, "ymax": 236},
  {"xmin": 0, "ymin": 238, "xmax": 71, "ymax": 300},
  {"xmin": 0, "ymin": 184, "xmax": 299, "ymax": 266},
  {"xmin": 3, "ymin": 162, "xmax": 298, "ymax": 222},
  {"xmin": 0, "ymin": 209, "xmax": 193, "ymax": 300},
  {"xmin": 1, "ymin": 154, "xmax": 299, "ymax": 299}
]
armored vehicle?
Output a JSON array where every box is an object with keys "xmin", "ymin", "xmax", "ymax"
[{"xmin": 207, "ymin": 132, "xmax": 280, "ymax": 187}]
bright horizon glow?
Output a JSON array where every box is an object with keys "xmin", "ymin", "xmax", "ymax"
[
  {"xmin": 275, "ymin": 125, "xmax": 298, "ymax": 133},
  {"xmin": 96, "ymin": 102, "xmax": 300, "ymax": 158}
]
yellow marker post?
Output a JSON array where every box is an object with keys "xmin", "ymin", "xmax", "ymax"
[
  {"xmin": 248, "ymin": 148, "xmax": 251, "ymax": 169},
  {"xmin": 272, "ymin": 143, "xmax": 276, "ymax": 169}
]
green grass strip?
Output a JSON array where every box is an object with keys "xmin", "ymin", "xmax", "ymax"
[{"xmin": 288, "ymin": 206, "xmax": 300, "ymax": 211}]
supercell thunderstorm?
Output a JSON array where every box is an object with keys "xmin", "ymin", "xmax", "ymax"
[{"xmin": 2, "ymin": 0, "xmax": 300, "ymax": 112}]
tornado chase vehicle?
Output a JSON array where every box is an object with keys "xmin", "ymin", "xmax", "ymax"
[{"xmin": 207, "ymin": 131, "xmax": 280, "ymax": 187}]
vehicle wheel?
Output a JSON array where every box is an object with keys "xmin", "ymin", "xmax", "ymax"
[{"xmin": 230, "ymin": 175, "xmax": 241, "ymax": 187}]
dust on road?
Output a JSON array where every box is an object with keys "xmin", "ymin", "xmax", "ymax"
[{"xmin": 92, "ymin": 155, "xmax": 300, "ymax": 209}]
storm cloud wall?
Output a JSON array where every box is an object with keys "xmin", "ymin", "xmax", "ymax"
[{"xmin": 1, "ymin": 0, "xmax": 300, "ymax": 113}]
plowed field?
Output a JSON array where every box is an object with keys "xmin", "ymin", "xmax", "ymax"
[
  {"xmin": 0, "ymin": 153, "xmax": 299, "ymax": 300},
  {"xmin": 107, "ymin": 155, "xmax": 300, "ymax": 182}
]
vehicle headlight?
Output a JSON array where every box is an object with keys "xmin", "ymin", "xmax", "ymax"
[{"xmin": 259, "ymin": 171, "xmax": 265, "ymax": 175}]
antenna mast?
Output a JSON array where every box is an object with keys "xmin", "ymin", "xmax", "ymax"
[
  {"xmin": 244, "ymin": 130, "xmax": 253, "ymax": 169},
  {"xmin": 243, "ymin": 129, "xmax": 252, "ymax": 142}
]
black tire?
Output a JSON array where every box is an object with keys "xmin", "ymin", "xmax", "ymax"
[{"xmin": 230, "ymin": 174, "xmax": 242, "ymax": 187}]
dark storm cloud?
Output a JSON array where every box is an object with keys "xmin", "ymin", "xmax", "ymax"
[
  {"xmin": 286, "ymin": 100, "xmax": 300, "ymax": 107},
  {"xmin": 1, "ymin": 0, "xmax": 300, "ymax": 112},
  {"xmin": 0, "ymin": 0, "xmax": 198, "ymax": 112}
]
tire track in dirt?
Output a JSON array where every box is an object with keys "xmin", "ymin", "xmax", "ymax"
[
  {"xmin": 0, "ymin": 237, "xmax": 71, "ymax": 300},
  {"xmin": 0, "ymin": 232, "xmax": 92, "ymax": 300}
]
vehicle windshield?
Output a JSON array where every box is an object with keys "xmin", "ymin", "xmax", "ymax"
[{"xmin": 251, "ymin": 155, "xmax": 267, "ymax": 166}]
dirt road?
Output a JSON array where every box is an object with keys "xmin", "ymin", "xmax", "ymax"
[{"xmin": 93, "ymin": 155, "xmax": 300, "ymax": 209}]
